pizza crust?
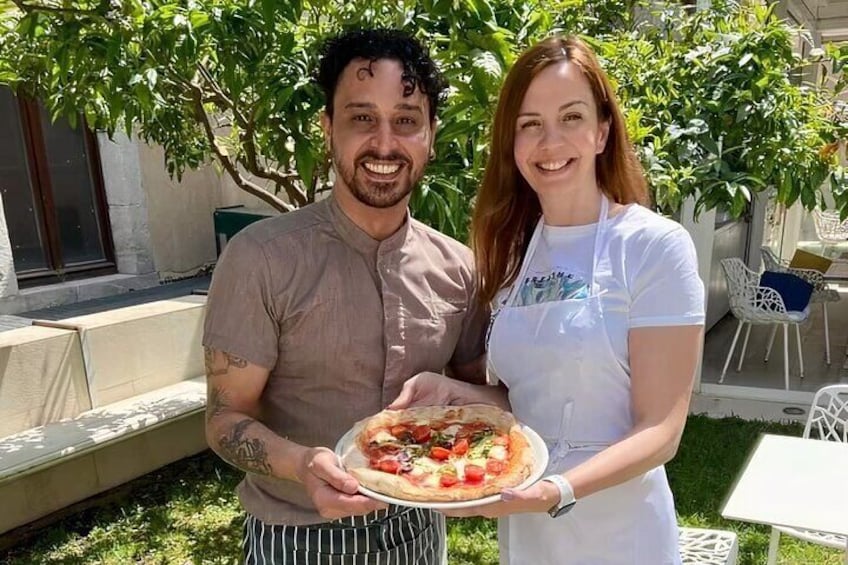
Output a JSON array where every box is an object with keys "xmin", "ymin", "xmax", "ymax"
[{"xmin": 340, "ymin": 404, "xmax": 535, "ymax": 502}]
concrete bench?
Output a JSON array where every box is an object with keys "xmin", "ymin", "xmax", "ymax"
[
  {"xmin": 41, "ymin": 295, "xmax": 207, "ymax": 407},
  {"xmin": 0, "ymin": 296, "xmax": 208, "ymax": 535},
  {"xmin": 0, "ymin": 325, "xmax": 90, "ymax": 440},
  {"xmin": 680, "ymin": 527, "xmax": 739, "ymax": 565}
]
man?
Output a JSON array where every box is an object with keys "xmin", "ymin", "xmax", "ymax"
[{"xmin": 202, "ymin": 28, "xmax": 488, "ymax": 564}]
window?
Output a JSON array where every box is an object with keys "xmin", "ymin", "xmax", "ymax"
[{"xmin": 0, "ymin": 87, "xmax": 114, "ymax": 285}]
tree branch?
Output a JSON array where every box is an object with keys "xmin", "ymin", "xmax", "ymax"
[
  {"xmin": 195, "ymin": 63, "xmax": 309, "ymax": 206},
  {"xmin": 196, "ymin": 63, "xmax": 249, "ymax": 129},
  {"xmin": 240, "ymin": 115, "xmax": 308, "ymax": 206},
  {"xmin": 190, "ymin": 86, "xmax": 293, "ymax": 213},
  {"xmin": 11, "ymin": 0, "xmax": 102, "ymax": 16}
]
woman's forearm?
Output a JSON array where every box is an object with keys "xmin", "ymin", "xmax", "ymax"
[{"xmin": 563, "ymin": 420, "xmax": 683, "ymax": 500}]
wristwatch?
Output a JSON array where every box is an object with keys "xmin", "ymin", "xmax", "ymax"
[{"xmin": 541, "ymin": 474, "xmax": 577, "ymax": 518}]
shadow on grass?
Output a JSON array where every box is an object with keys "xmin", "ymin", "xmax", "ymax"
[
  {"xmin": 4, "ymin": 417, "xmax": 843, "ymax": 565},
  {"xmin": 2, "ymin": 450, "xmax": 244, "ymax": 564}
]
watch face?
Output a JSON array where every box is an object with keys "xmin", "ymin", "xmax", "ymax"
[{"xmin": 549, "ymin": 500, "xmax": 576, "ymax": 518}]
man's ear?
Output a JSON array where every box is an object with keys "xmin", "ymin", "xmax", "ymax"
[
  {"xmin": 596, "ymin": 119, "xmax": 611, "ymax": 155},
  {"xmin": 429, "ymin": 119, "xmax": 438, "ymax": 160},
  {"xmin": 321, "ymin": 111, "xmax": 332, "ymax": 154}
]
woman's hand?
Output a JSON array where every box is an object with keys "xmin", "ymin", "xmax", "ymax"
[
  {"xmin": 442, "ymin": 480, "xmax": 560, "ymax": 518},
  {"xmin": 390, "ymin": 372, "xmax": 511, "ymax": 411}
]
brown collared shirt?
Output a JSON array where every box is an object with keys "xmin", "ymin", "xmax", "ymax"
[{"xmin": 203, "ymin": 195, "xmax": 488, "ymax": 525}]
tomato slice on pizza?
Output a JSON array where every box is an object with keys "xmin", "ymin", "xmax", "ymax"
[{"xmin": 339, "ymin": 404, "xmax": 535, "ymax": 502}]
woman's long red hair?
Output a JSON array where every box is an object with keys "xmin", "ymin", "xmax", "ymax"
[{"xmin": 471, "ymin": 36, "xmax": 648, "ymax": 306}]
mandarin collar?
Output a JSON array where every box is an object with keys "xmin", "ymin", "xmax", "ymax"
[{"xmin": 328, "ymin": 193, "xmax": 411, "ymax": 256}]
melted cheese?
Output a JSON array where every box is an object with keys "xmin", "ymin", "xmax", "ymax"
[
  {"xmin": 371, "ymin": 430, "xmax": 396, "ymax": 444},
  {"xmin": 413, "ymin": 457, "xmax": 441, "ymax": 473},
  {"xmin": 442, "ymin": 424, "xmax": 462, "ymax": 437},
  {"xmin": 488, "ymin": 445, "xmax": 507, "ymax": 461},
  {"xmin": 454, "ymin": 459, "xmax": 466, "ymax": 480},
  {"xmin": 408, "ymin": 467, "xmax": 426, "ymax": 478}
]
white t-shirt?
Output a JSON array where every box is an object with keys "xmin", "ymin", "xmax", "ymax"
[{"xmin": 493, "ymin": 204, "xmax": 705, "ymax": 371}]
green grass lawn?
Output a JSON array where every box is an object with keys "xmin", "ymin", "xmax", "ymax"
[{"xmin": 2, "ymin": 414, "xmax": 843, "ymax": 564}]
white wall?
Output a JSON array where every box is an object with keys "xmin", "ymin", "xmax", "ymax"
[
  {"xmin": 678, "ymin": 197, "xmax": 717, "ymax": 392},
  {"xmin": 136, "ymin": 143, "xmax": 278, "ymax": 280},
  {"xmin": 0, "ymin": 193, "xmax": 19, "ymax": 298}
]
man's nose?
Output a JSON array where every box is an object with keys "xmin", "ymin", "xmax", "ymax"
[{"xmin": 370, "ymin": 122, "xmax": 396, "ymax": 155}]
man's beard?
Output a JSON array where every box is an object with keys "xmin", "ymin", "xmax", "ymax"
[{"xmin": 333, "ymin": 149, "xmax": 422, "ymax": 209}]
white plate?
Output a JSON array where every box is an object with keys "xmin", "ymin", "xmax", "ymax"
[{"xmin": 333, "ymin": 421, "xmax": 549, "ymax": 510}]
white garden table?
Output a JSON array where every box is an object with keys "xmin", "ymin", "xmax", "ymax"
[{"xmin": 721, "ymin": 434, "xmax": 848, "ymax": 560}]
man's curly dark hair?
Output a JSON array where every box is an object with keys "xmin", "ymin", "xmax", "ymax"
[{"xmin": 315, "ymin": 28, "xmax": 448, "ymax": 122}]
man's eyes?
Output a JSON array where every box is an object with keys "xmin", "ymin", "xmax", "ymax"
[{"xmin": 350, "ymin": 115, "xmax": 417, "ymax": 126}]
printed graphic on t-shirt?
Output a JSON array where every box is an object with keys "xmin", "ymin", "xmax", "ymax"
[
  {"xmin": 515, "ymin": 270, "xmax": 589, "ymax": 306},
  {"xmin": 486, "ymin": 269, "xmax": 589, "ymax": 348}
]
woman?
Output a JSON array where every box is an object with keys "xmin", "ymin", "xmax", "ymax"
[{"xmin": 391, "ymin": 36, "xmax": 705, "ymax": 564}]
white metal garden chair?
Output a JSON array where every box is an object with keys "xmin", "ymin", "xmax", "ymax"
[
  {"xmin": 761, "ymin": 246, "xmax": 841, "ymax": 365},
  {"xmin": 812, "ymin": 210, "xmax": 848, "ymax": 257},
  {"xmin": 679, "ymin": 527, "xmax": 738, "ymax": 564},
  {"xmin": 766, "ymin": 384, "xmax": 848, "ymax": 565},
  {"xmin": 719, "ymin": 258, "xmax": 809, "ymax": 390}
]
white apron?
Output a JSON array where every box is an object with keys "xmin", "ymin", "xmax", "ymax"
[{"xmin": 488, "ymin": 198, "xmax": 681, "ymax": 565}]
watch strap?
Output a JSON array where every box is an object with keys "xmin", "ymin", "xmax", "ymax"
[{"xmin": 541, "ymin": 474, "xmax": 576, "ymax": 517}]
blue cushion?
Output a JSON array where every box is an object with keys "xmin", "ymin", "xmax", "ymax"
[{"xmin": 759, "ymin": 271, "xmax": 813, "ymax": 312}]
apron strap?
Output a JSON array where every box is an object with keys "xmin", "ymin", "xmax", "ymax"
[
  {"xmin": 589, "ymin": 196, "xmax": 610, "ymax": 294},
  {"xmin": 504, "ymin": 219, "xmax": 544, "ymax": 306}
]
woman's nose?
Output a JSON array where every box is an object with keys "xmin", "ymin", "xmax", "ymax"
[{"xmin": 538, "ymin": 126, "xmax": 566, "ymax": 151}]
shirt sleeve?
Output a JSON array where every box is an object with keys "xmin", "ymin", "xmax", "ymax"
[
  {"xmin": 628, "ymin": 226, "xmax": 705, "ymax": 328},
  {"xmin": 202, "ymin": 231, "xmax": 280, "ymax": 370},
  {"xmin": 449, "ymin": 283, "xmax": 490, "ymax": 370}
]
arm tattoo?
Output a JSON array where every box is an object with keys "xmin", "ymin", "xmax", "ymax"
[
  {"xmin": 204, "ymin": 347, "xmax": 227, "ymax": 377},
  {"xmin": 225, "ymin": 353, "xmax": 248, "ymax": 369},
  {"xmin": 218, "ymin": 419, "xmax": 273, "ymax": 476},
  {"xmin": 206, "ymin": 385, "xmax": 229, "ymax": 423}
]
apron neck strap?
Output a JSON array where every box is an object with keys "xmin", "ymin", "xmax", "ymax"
[
  {"xmin": 505, "ymin": 194, "xmax": 610, "ymax": 306},
  {"xmin": 590, "ymin": 196, "xmax": 610, "ymax": 291}
]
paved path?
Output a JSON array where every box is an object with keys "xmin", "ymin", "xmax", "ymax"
[{"xmin": 13, "ymin": 275, "xmax": 211, "ymax": 323}]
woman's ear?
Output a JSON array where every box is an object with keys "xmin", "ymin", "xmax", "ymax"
[{"xmin": 596, "ymin": 120, "xmax": 611, "ymax": 154}]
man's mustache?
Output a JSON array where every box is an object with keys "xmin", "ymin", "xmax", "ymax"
[{"xmin": 356, "ymin": 152, "xmax": 410, "ymax": 165}]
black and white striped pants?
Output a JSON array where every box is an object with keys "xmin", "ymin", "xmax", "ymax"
[{"xmin": 243, "ymin": 505, "xmax": 447, "ymax": 564}]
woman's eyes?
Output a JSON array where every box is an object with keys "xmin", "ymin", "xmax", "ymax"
[{"xmin": 518, "ymin": 114, "xmax": 583, "ymax": 130}]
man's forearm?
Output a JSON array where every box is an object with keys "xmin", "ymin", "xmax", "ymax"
[{"xmin": 207, "ymin": 409, "xmax": 309, "ymax": 481}]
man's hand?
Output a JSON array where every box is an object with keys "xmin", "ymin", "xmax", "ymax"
[
  {"xmin": 442, "ymin": 480, "xmax": 559, "ymax": 518},
  {"xmin": 388, "ymin": 372, "xmax": 460, "ymax": 409},
  {"xmin": 296, "ymin": 447, "xmax": 388, "ymax": 519}
]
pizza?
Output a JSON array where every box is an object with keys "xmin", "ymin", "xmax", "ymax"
[{"xmin": 339, "ymin": 404, "xmax": 534, "ymax": 502}]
